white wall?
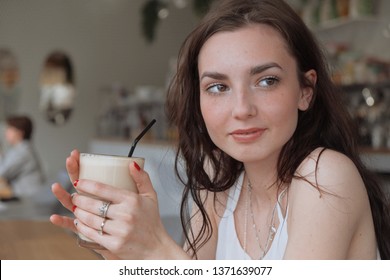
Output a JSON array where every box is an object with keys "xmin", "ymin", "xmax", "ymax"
[{"xmin": 0, "ymin": 0, "xmax": 198, "ymax": 181}]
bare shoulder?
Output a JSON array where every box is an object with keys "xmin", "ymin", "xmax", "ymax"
[
  {"xmin": 284, "ymin": 148, "xmax": 374, "ymax": 259},
  {"xmin": 292, "ymin": 148, "xmax": 366, "ymax": 200}
]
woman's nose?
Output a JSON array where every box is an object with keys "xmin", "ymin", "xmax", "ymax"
[{"xmin": 231, "ymin": 89, "xmax": 257, "ymax": 119}]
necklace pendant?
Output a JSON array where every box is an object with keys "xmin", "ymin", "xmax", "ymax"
[{"xmin": 269, "ymin": 226, "xmax": 276, "ymax": 240}]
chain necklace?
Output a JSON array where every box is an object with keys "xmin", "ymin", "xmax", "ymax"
[{"xmin": 244, "ymin": 178, "xmax": 277, "ymax": 259}]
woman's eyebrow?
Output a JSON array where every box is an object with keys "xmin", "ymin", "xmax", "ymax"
[
  {"xmin": 200, "ymin": 71, "xmax": 228, "ymax": 81},
  {"xmin": 250, "ymin": 62, "xmax": 282, "ymax": 75},
  {"xmin": 200, "ymin": 62, "xmax": 283, "ymax": 81}
]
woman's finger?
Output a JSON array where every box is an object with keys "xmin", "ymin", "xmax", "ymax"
[
  {"xmin": 74, "ymin": 218, "xmax": 132, "ymax": 256},
  {"xmin": 129, "ymin": 162, "xmax": 157, "ymax": 200},
  {"xmin": 74, "ymin": 205, "xmax": 131, "ymax": 237},
  {"xmin": 73, "ymin": 217, "xmax": 109, "ymax": 245},
  {"xmin": 73, "ymin": 205, "xmax": 107, "ymax": 231},
  {"xmin": 72, "ymin": 193, "xmax": 113, "ymax": 218},
  {"xmin": 73, "ymin": 179, "xmax": 135, "ymax": 204},
  {"xmin": 50, "ymin": 214, "xmax": 77, "ymax": 233},
  {"xmin": 51, "ymin": 182, "xmax": 74, "ymax": 212},
  {"xmin": 66, "ymin": 149, "xmax": 80, "ymax": 183}
]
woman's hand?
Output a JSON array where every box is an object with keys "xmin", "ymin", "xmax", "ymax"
[
  {"xmin": 51, "ymin": 149, "xmax": 187, "ymax": 259},
  {"xmin": 49, "ymin": 149, "xmax": 80, "ymax": 233},
  {"xmin": 71, "ymin": 160, "xmax": 184, "ymax": 259}
]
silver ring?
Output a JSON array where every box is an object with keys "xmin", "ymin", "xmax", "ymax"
[
  {"xmin": 98, "ymin": 218, "xmax": 107, "ymax": 236},
  {"xmin": 98, "ymin": 201, "xmax": 111, "ymax": 218}
]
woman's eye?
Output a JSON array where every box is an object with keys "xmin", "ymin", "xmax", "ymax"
[
  {"xmin": 258, "ymin": 76, "xmax": 279, "ymax": 87},
  {"xmin": 206, "ymin": 83, "xmax": 228, "ymax": 94}
]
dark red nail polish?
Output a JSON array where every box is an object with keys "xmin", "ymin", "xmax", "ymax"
[
  {"xmin": 72, "ymin": 205, "xmax": 77, "ymax": 212},
  {"xmin": 73, "ymin": 180, "xmax": 79, "ymax": 187},
  {"xmin": 134, "ymin": 162, "xmax": 141, "ymax": 171}
]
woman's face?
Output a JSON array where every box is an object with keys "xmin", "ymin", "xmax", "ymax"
[{"xmin": 198, "ymin": 24, "xmax": 315, "ymax": 164}]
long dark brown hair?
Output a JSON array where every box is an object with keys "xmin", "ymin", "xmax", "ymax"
[{"xmin": 166, "ymin": 0, "xmax": 390, "ymax": 259}]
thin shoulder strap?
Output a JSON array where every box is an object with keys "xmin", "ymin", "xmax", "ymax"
[{"xmin": 276, "ymin": 188, "xmax": 288, "ymax": 221}]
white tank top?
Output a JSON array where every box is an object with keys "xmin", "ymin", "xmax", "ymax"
[{"xmin": 216, "ymin": 173, "xmax": 288, "ymax": 260}]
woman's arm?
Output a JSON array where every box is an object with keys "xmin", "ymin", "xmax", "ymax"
[{"xmin": 284, "ymin": 148, "xmax": 375, "ymax": 259}]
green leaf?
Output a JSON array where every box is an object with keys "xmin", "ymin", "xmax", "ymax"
[{"xmin": 141, "ymin": 0, "xmax": 165, "ymax": 43}]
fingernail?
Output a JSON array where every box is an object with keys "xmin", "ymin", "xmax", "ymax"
[
  {"xmin": 74, "ymin": 219, "xmax": 78, "ymax": 226},
  {"xmin": 72, "ymin": 205, "xmax": 77, "ymax": 212},
  {"xmin": 73, "ymin": 180, "xmax": 79, "ymax": 187},
  {"xmin": 134, "ymin": 162, "xmax": 141, "ymax": 171}
]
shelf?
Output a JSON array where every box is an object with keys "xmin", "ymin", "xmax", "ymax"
[
  {"xmin": 338, "ymin": 80, "xmax": 390, "ymax": 92},
  {"xmin": 360, "ymin": 146, "xmax": 390, "ymax": 154},
  {"xmin": 360, "ymin": 149, "xmax": 390, "ymax": 173}
]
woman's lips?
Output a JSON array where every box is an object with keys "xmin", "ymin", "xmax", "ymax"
[{"xmin": 230, "ymin": 128, "xmax": 266, "ymax": 142}]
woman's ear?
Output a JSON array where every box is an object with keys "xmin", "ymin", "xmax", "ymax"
[{"xmin": 298, "ymin": 69, "xmax": 317, "ymax": 111}]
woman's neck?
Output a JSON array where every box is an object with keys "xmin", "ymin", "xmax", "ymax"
[{"xmin": 243, "ymin": 157, "xmax": 280, "ymax": 203}]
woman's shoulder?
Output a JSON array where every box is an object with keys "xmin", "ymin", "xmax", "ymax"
[
  {"xmin": 290, "ymin": 147, "xmax": 368, "ymax": 209},
  {"xmin": 296, "ymin": 148, "xmax": 361, "ymax": 185},
  {"xmin": 284, "ymin": 148, "xmax": 375, "ymax": 259},
  {"xmin": 297, "ymin": 147, "xmax": 356, "ymax": 175}
]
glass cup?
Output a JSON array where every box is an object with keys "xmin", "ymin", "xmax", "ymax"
[{"xmin": 76, "ymin": 153, "xmax": 145, "ymax": 250}]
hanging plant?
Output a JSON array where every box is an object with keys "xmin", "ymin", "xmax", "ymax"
[
  {"xmin": 141, "ymin": 0, "xmax": 167, "ymax": 43},
  {"xmin": 140, "ymin": 0, "xmax": 214, "ymax": 43}
]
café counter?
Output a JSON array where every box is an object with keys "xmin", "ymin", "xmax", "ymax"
[{"xmin": 0, "ymin": 220, "xmax": 102, "ymax": 260}]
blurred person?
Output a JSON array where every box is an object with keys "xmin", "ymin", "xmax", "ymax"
[{"xmin": 0, "ymin": 115, "xmax": 44, "ymax": 199}]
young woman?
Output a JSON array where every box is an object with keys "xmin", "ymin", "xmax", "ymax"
[{"xmin": 50, "ymin": 0, "xmax": 390, "ymax": 259}]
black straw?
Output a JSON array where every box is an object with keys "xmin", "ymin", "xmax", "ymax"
[{"xmin": 128, "ymin": 119, "xmax": 156, "ymax": 157}]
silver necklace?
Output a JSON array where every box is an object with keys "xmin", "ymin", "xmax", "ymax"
[{"xmin": 244, "ymin": 178, "xmax": 277, "ymax": 259}]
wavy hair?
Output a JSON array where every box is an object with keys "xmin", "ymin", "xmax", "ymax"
[{"xmin": 166, "ymin": 0, "xmax": 390, "ymax": 259}]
